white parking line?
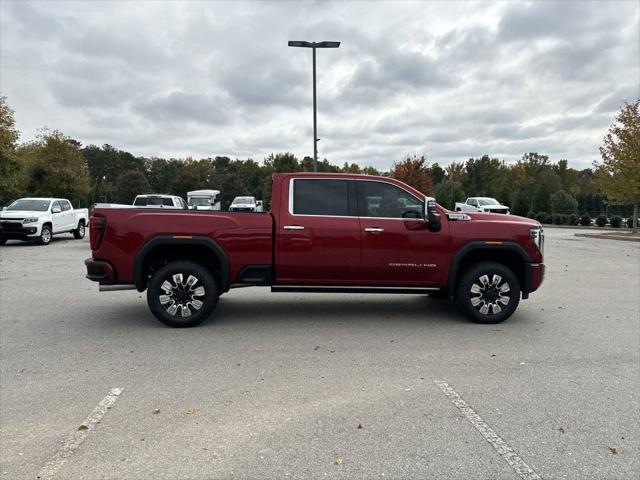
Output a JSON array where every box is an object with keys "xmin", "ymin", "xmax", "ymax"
[
  {"xmin": 434, "ymin": 381, "xmax": 542, "ymax": 480},
  {"xmin": 37, "ymin": 387, "xmax": 123, "ymax": 480}
]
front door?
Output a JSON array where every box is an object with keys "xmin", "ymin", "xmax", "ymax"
[
  {"xmin": 356, "ymin": 180, "xmax": 449, "ymax": 287},
  {"xmin": 50, "ymin": 201, "xmax": 66, "ymax": 233},
  {"xmin": 275, "ymin": 178, "xmax": 361, "ymax": 284}
]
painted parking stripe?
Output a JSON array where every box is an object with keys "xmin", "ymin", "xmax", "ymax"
[
  {"xmin": 435, "ymin": 381, "xmax": 542, "ymax": 480},
  {"xmin": 37, "ymin": 387, "xmax": 123, "ymax": 480}
]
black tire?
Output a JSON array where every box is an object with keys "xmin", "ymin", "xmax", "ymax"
[
  {"xmin": 455, "ymin": 261, "xmax": 520, "ymax": 324},
  {"xmin": 0, "ymin": 236, "xmax": 7, "ymax": 245},
  {"xmin": 38, "ymin": 225, "xmax": 52, "ymax": 245},
  {"xmin": 146, "ymin": 260, "xmax": 219, "ymax": 328},
  {"xmin": 73, "ymin": 221, "xmax": 85, "ymax": 239}
]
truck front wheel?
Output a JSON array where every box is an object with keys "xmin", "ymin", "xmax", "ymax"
[
  {"xmin": 147, "ymin": 260, "xmax": 219, "ymax": 328},
  {"xmin": 455, "ymin": 261, "xmax": 520, "ymax": 324}
]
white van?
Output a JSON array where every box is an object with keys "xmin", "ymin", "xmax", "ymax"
[{"xmin": 187, "ymin": 190, "xmax": 221, "ymax": 211}]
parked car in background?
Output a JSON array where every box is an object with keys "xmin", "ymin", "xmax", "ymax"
[
  {"xmin": 455, "ymin": 197, "xmax": 510, "ymax": 214},
  {"xmin": 133, "ymin": 195, "xmax": 187, "ymax": 209},
  {"xmin": 229, "ymin": 196, "xmax": 259, "ymax": 212},
  {"xmin": 187, "ymin": 190, "xmax": 221, "ymax": 211},
  {"xmin": 0, "ymin": 198, "xmax": 88, "ymax": 245}
]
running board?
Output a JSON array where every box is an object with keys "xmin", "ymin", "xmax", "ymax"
[
  {"xmin": 271, "ymin": 285, "xmax": 439, "ymax": 294},
  {"xmin": 99, "ymin": 284, "xmax": 136, "ymax": 292}
]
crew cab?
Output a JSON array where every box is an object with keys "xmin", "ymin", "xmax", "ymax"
[
  {"xmin": 455, "ymin": 197, "xmax": 510, "ymax": 214},
  {"xmin": 0, "ymin": 198, "xmax": 88, "ymax": 245},
  {"xmin": 85, "ymin": 173, "xmax": 544, "ymax": 327}
]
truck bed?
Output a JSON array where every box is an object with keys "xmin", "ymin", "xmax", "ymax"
[{"xmin": 91, "ymin": 208, "xmax": 273, "ymax": 285}]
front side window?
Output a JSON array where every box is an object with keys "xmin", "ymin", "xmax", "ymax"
[
  {"xmin": 357, "ymin": 181, "xmax": 423, "ymax": 219},
  {"xmin": 133, "ymin": 197, "xmax": 147, "ymax": 206},
  {"xmin": 52, "ymin": 201, "xmax": 62, "ymax": 212},
  {"xmin": 292, "ymin": 179, "xmax": 349, "ymax": 216}
]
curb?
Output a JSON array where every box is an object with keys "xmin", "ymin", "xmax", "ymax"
[{"xmin": 574, "ymin": 233, "xmax": 640, "ymax": 243}]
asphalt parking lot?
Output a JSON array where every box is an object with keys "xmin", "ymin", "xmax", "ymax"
[{"xmin": 1, "ymin": 229, "xmax": 638, "ymax": 480}]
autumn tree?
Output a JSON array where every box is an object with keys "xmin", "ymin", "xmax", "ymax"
[
  {"xmin": 0, "ymin": 96, "xmax": 22, "ymax": 205},
  {"xmin": 19, "ymin": 129, "xmax": 90, "ymax": 203},
  {"xmin": 596, "ymin": 100, "xmax": 640, "ymax": 230},
  {"xmin": 390, "ymin": 155, "xmax": 433, "ymax": 194}
]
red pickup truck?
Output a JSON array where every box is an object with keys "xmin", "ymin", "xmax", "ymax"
[{"xmin": 85, "ymin": 173, "xmax": 545, "ymax": 327}]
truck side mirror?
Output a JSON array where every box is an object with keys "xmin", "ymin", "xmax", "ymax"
[{"xmin": 425, "ymin": 198, "xmax": 441, "ymax": 232}]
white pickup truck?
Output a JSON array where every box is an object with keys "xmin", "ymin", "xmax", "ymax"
[
  {"xmin": 0, "ymin": 198, "xmax": 88, "ymax": 245},
  {"xmin": 228, "ymin": 196, "xmax": 264, "ymax": 212},
  {"xmin": 454, "ymin": 197, "xmax": 510, "ymax": 214}
]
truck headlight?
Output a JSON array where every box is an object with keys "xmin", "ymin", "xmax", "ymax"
[
  {"xmin": 23, "ymin": 217, "xmax": 39, "ymax": 224},
  {"xmin": 530, "ymin": 227, "xmax": 544, "ymax": 254}
]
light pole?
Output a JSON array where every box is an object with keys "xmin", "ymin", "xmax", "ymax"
[{"xmin": 288, "ymin": 40, "xmax": 340, "ymax": 172}]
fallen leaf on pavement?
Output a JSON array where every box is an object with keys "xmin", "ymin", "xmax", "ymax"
[
  {"xmin": 78, "ymin": 424, "xmax": 88, "ymax": 431},
  {"xmin": 558, "ymin": 427, "xmax": 565, "ymax": 433},
  {"xmin": 335, "ymin": 458, "xmax": 343, "ymax": 465},
  {"xmin": 186, "ymin": 408, "xmax": 196, "ymax": 416},
  {"xmin": 153, "ymin": 409, "xmax": 160, "ymax": 414},
  {"xmin": 357, "ymin": 423, "xmax": 363, "ymax": 429},
  {"xmin": 609, "ymin": 447, "xmax": 618, "ymax": 454}
]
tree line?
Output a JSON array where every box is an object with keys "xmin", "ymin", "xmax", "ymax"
[{"xmin": 0, "ymin": 96, "xmax": 637, "ymax": 226}]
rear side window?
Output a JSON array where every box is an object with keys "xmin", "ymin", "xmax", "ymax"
[
  {"xmin": 133, "ymin": 197, "xmax": 147, "ymax": 206},
  {"xmin": 61, "ymin": 200, "xmax": 71, "ymax": 211},
  {"xmin": 292, "ymin": 179, "xmax": 349, "ymax": 216}
]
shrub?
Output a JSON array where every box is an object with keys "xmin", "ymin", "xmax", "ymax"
[
  {"xmin": 595, "ymin": 215, "xmax": 607, "ymax": 227},
  {"xmin": 535, "ymin": 212, "xmax": 549, "ymax": 224},
  {"xmin": 552, "ymin": 213, "xmax": 567, "ymax": 225},
  {"xmin": 526, "ymin": 211, "xmax": 536, "ymax": 219},
  {"xmin": 610, "ymin": 216, "xmax": 623, "ymax": 228},
  {"xmin": 579, "ymin": 214, "xmax": 591, "ymax": 226},
  {"xmin": 567, "ymin": 214, "xmax": 579, "ymax": 226},
  {"xmin": 627, "ymin": 217, "xmax": 638, "ymax": 228}
]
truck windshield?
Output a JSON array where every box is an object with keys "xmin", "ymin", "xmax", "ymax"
[
  {"xmin": 189, "ymin": 197, "xmax": 212, "ymax": 206},
  {"xmin": 478, "ymin": 199, "xmax": 499, "ymax": 206},
  {"xmin": 7, "ymin": 199, "xmax": 51, "ymax": 211},
  {"xmin": 233, "ymin": 197, "xmax": 254, "ymax": 204}
]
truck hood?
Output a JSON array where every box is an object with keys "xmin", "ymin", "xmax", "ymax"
[
  {"xmin": 0, "ymin": 210, "xmax": 45, "ymax": 220},
  {"xmin": 461, "ymin": 212, "xmax": 540, "ymax": 227}
]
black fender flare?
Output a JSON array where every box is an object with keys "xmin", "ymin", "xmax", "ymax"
[
  {"xmin": 133, "ymin": 235, "xmax": 230, "ymax": 292},
  {"xmin": 447, "ymin": 241, "xmax": 532, "ymax": 296}
]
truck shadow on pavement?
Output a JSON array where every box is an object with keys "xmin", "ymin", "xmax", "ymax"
[{"xmin": 99, "ymin": 294, "xmax": 477, "ymax": 330}]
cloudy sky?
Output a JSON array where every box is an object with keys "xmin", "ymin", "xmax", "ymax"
[{"xmin": 1, "ymin": 0, "xmax": 638, "ymax": 170}]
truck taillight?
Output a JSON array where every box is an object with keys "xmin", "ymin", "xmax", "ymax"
[{"xmin": 89, "ymin": 215, "xmax": 106, "ymax": 250}]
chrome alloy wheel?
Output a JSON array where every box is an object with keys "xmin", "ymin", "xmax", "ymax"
[
  {"xmin": 78, "ymin": 224, "xmax": 85, "ymax": 236},
  {"xmin": 41, "ymin": 228, "xmax": 51, "ymax": 244},
  {"xmin": 470, "ymin": 274, "xmax": 510, "ymax": 315},
  {"xmin": 159, "ymin": 273, "xmax": 205, "ymax": 317}
]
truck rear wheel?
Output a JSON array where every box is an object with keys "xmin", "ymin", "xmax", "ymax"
[
  {"xmin": 73, "ymin": 221, "xmax": 85, "ymax": 239},
  {"xmin": 455, "ymin": 261, "xmax": 520, "ymax": 324},
  {"xmin": 147, "ymin": 260, "xmax": 218, "ymax": 328}
]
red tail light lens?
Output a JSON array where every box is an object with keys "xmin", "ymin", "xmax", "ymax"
[{"xmin": 89, "ymin": 215, "xmax": 106, "ymax": 250}]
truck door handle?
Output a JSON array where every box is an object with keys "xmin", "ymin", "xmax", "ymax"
[
  {"xmin": 283, "ymin": 225, "xmax": 305, "ymax": 230},
  {"xmin": 364, "ymin": 227, "xmax": 384, "ymax": 233}
]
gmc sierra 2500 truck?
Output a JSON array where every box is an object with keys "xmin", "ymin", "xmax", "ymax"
[{"xmin": 85, "ymin": 173, "xmax": 545, "ymax": 327}]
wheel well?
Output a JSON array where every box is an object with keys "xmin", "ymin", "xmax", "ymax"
[
  {"xmin": 78, "ymin": 219, "xmax": 85, "ymax": 226},
  {"xmin": 452, "ymin": 249, "xmax": 526, "ymax": 292},
  {"xmin": 42, "ymin": 222, "xmax": 52, "ymax": 229},
  {"xmin": 139, "ymin": 244, "xmax": 224, "ymax": 292}
]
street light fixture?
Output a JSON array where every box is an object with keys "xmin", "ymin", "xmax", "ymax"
[{"xmin": 288, "ymin": 40, "xmax": 340, "ymax": 172}]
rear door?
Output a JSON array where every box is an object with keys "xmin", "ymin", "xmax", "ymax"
[
  {"xmin": 356, "ymin": 180, "xmax": 449, "ymax": 287},
  {"xmin": 60, "ymin": 200, "xmax": 74, "ymax": 230},
  {"xmin": 275, "ymin": 178, "xmax": 361, "ymax": 284}
]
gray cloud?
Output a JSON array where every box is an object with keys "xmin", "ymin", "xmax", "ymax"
[{"xmin": 0, "ymin": 0, "xmax": 638, "ymax": 171}]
